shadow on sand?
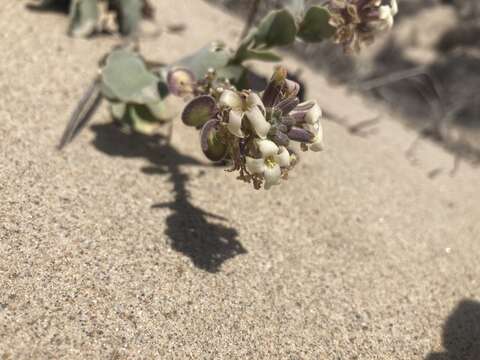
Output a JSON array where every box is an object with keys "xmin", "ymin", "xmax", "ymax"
[
  {"xmin": 90, "ymin": 123, "xmax": 246, "ymax": 273},
  {"xmin": 26, "ymin": 0, "xmax": 70, "ymax": 13},
  {"xmin": 425, "ymin": 299, "xmax": 480, "ymax": 360}
]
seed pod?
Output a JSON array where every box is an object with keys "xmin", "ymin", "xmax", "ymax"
[
  {"xmin": 182, "ymin": 95, "xmax": 217, "ymax": 127},
  {"xmin": 200, "ymin": 119, "xmax": 227, "ymax": 161}
]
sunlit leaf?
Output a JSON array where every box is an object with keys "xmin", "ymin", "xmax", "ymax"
[
  {"xmin": 175, "ymin": 42, "xmax": 233, "ymax": 79},
  {"xmin": 101, "ymin": 49, "xmax": 160, "ymax": 104}
]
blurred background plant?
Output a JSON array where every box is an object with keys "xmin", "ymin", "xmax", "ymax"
[{"xmin": 28, "ymin": 0, "xmax": 155, "ymax": 37}]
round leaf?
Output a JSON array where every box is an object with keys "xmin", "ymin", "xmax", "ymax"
[
  {"xmin": 297, "ymin": 6, "xmax": 336, "ymax": 43},
  {"xmin": 101, "ymin": 49, "xmax": 160, "ymax": 104},
  {"xmin": 175, "ymin": 42, "xmax": 233, "ymax": 80},
  {"xmin": 254, "ymin": 9, "xmax": 297, "ymax": 48}
]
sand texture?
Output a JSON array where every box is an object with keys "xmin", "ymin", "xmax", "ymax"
[{"xmin": 1, "ymin": 1, "xmax": 480, "ymax": 359}]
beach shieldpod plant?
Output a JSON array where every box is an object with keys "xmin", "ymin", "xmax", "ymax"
[
  {"xmin": 60, "ymin": 1, "xmax": 399, "ymax": 191},
  {"xmin": 182, "ymin": 66, "xmax": 325, "ymax": 190}
]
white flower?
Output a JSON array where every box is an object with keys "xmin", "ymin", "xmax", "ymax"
[
  {"xmin": 291, "ymin": 100, "xmax": 322, "ymax": 125},
  {"xmin": 304, "ymin": 101, "xmax": 322, "ymax": 125},
  {"xmin": 376, "ymin": 0, "xmax": 398, "ymax": 31},
  {"xmin": 219, "ymin": 90, "xmax": 271, "ymax": 139},
  {"xmin": 309, "ymin": 122, "xmax": 324, "ymax": 152},
  {"xmin": 290, "ymin": 100, "xmax": 324, "ymax": 151},
  {"xmin": 245, "ymin": 139, "xmax": 290, "ymax": 190}
]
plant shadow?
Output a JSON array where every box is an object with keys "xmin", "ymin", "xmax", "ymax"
[
  {"xmin": 425, "ymin": 299, "xmax": 480, "ymax": 360},
  {"xmin": 90, "ymin": 123, "xmax": 246, "ymax": 273},
  {"xmin": 26, "ymin": 0, "xmax": 70, "ymax": 13}
]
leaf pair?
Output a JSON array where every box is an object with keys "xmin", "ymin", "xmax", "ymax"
[
  {"xmin": 101, "ymin": 49, "xmax": 173, "ymax": 134},
  {"xmin": 234, "ymin": 6, "xmax": 335, "ymax": 64}
]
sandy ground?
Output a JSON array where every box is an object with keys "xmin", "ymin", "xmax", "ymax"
[{"xmin": 1, "ymin": 1, "xmax": 480, "ymax": 359}]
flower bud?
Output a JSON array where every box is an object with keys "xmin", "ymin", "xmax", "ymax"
[
  {"xmin": 284, "ymin": 79, "xmax": 300, "ymax": 98},
  {"xmin": 276, "ymin": 97, "xmax": 299, "ymax": 115},
  {"xmin": 269, "ymin": 128, "xmax": 290, "ymax": 147},
  {"xmin": 287, "ymin": 127, "xmax": 314, "ymax": 143},
  {"xmin": 167, "ymin": 68, "xmax": 196, "ymax": 97},
  {"xmin": 279, "ymin": 116, "xmax": 296, "ymax": 128},
  {"xmin": 262, "ymin": 66, "xmax": 288, "ymax": 107}
]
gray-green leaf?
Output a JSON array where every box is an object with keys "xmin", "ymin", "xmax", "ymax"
[
  {"xmin": 174, "ymin": 42, "xmax": 233, "ymax": 80},
  {"xmin": 297, "ymin": 6, "xmax": 336, "ymax": 43},
  {"xmin": 253, "ymin": 9, "xmax": 297, "ymax": 48},
  {"xmin": 242, "ymin": 49, "xmax": 282, "ymax": 62},
  {"xmin": 115, "ymin": 0, "xmax": 142, "ymax": 36},
  {"xmin": 68, "ymin": 0, "xmax": 98, "ymax": 38},
  {"xmin": 101, "ymin": 49, "xmax": 160, "ymax": 104}
]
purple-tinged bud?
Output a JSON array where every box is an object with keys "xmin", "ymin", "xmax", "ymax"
[
  {"xmin": 284, "ymin": 79, "xmax": 300, "ymax": 98},
  {"xmin": 287, "ymin": 127, "xmax": 314, "ymax": 143},
  {"xmin": 167, "ymin": 68, "xmax": 196, "ymax": 97},
  {"xmin": 200, "ymin": 119, "xmax": 227, "ymax": 161},
  {"xmin": 182, "ymin": 95, "xmax": 217, "ymax": 127},
  {"xmin": 270, "ymin": 129, "xmax": 290, "ymax": 147},
  {"xmin": 276, "ymin": 97, "xmax": 299, "ymax": 115},
  {"xmin": 290, "ymin": 100, "xmax": 321, "ymax": 125},
  {"xmin": 279, "ymin": 116, "xmax": 296, "ymax": 128},
  {"xmin": 262, "ymin": 66, "xmax": 287, "ymax": 107},
  {"xmin": 276, "ymin": 123, "xmax": 288, "ymax": 133},
  {"xmin": 290, "ymin": 111, "xmax": 306, "ymax": 124}
]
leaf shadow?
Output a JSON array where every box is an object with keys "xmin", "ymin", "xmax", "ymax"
[
  {"xmin": 425, "ymin": 299, "xmax": 480, "ymax": 360},
  {"xmin": 26, "ymin": 0, "xmax": 70, "ymax": 13},
  {"xmin": 90, "ymin": 123, "xmax": 247, "ymax": 273}
]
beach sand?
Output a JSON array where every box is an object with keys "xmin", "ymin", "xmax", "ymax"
[{"xmin": 1, "ymin": 1, "xmax": 479, "ymax": 358}]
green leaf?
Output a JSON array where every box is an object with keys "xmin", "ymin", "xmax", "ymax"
[
  {"xmin": 115, "ymin": 0, "xmax": 142, "ymax": 36},
  {"xmin": 175, "ymin": 42, "xmax": 233, "ymax": 80},
  {"xmin": 242, "ymin": 49, "xmax": 282, "ymax": 62},
  {"xmin": 297, "ymin": 6, "xmax": 336, "ymax": 43},
  {"xmin": 253, "ymin": 9, "xmax": 297, "ymax": 48},
  {"xmin": 100, "ymin": 49, "xmax": 160, "ymax": 104},
  {"xmin": 68, "ymin": 0, "xmax": 98, "ymax": 38}
]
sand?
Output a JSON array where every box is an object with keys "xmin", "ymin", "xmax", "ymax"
[{"xmin": 1, "ymin": 1, "xmax": 479, "ymax": 359}]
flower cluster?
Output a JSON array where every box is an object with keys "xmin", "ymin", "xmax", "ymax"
[
  {"xmin": 328, "ymin": 0, "xmax": 398, "ymax": 52},
  {"xmin": 178, "ymin": 67, "xmax": 324, "ymax": 190}
]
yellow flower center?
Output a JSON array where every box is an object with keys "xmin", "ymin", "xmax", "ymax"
[{"xmin": 265, "ymin": 156, "xmax": 276, "ymax": 168}]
